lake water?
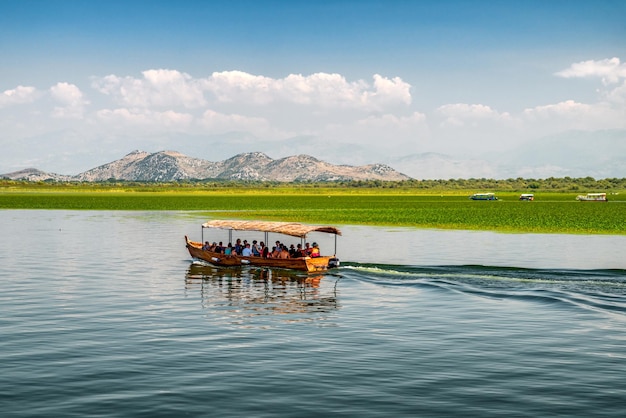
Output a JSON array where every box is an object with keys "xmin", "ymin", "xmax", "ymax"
[{"xmin": 1, "ymin": 210, "xmax": 625, "ymax": 417}]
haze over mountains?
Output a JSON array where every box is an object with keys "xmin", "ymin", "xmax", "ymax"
[
  {"xmin": 4, "ymin": 128, "xmax": 625, "ymax": 182},
  {"xmin": 389, "ymin": 130, "xmax": 626, "ymax": 180},
  {"xmin": 1, "ymin": 151, "xmax": 411, "ymax": 182}
]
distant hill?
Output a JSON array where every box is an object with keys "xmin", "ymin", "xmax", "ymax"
[
  {"xmin": 1, "ymin": 150, "xmax": 412, "ymax": 182},
  {"xmin": 0, "ymin": 168, "xmax": 74, "ymax": 182}
]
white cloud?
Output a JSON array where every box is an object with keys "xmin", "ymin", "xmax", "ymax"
[
  {"xmin": 186, "ymin": 70, "xmax": 412, "ymax": 109},
  {"xmin": 523, "ymin": 100, "xmax": 592, "ymax": 118},
  {"xmin": 555, "ymin": 57, "xmax": 626, "ymax": 85},
  {"xmin": 160, "ymin": 110, "xmax": 194, "ymax": 127},
  {"xmin": 50, "ymin": 82, "xmax": 85, "ymax": 106},
  {"xmin": 203, "ymin": 71, "xmax": 276, "ymax": 104},
  {"xmin": 90, "ymin": 70, "xmax": 412, "ymax": 112},
  {"xmin": 50, "ymin": 82, "xmax": 88, "ymax": 118},
  {"xmin": 369, "ymin": 74, "xmax": 412, "ymax": 106},
  {"xmin": 554, "ymin": 57, "xmax": 626, "ymax": 109},
  {"xmin": 436, "ymin": 103, "xmax": 512, "ymax": 127},
  {"xmin": 356, "ymin": 111, "xmax": 426, "ymax": 129},
  {"xmin": 278, "ymin": 72, "xmax": 369, "ymax": 107},
  {"xmin": 0, "ymin": 85, "xmax": 39, "ymax": 108},
  {"xmin": 92, "ymin": 69, "xmax": 207, "ymax": 108},
  {"xmin": 95, "ymin": 108, "xmax": 193, "ymax": 130},
  {"xmin": 605, "ymin": 80, "xmax": 626, "ymax": 104},
  {"xmin": 273, "ymin": 72, "xmax": 410, "ymax": 109},
  {"xmin": 198, "ymin": 109, "xmax": 272, "ymax": 134},
  {"xmin": 96, "ymin": 108, "xmax": 149, "ymax": 124},
  {"xmin": 522, "ymin": 100, "xmax": 625, "ymax": 130}
]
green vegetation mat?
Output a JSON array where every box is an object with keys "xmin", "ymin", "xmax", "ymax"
[{"xmin": 1, "ymin": 187, "xmax": 624, "ymax": 234}]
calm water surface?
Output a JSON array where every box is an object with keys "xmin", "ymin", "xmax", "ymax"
[{"xmin": 1, "ymin": 210, "xmax": 625, "ymax": 417}]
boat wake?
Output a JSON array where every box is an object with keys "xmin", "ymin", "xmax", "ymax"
[{"xmin": 340, "ymin": 263, "xmax": 626, "ymax": 317}]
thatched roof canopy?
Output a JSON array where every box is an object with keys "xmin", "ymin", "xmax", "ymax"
[{"xmin": 202, "ymin": 220, "xmax": 341, "ymax": 238}]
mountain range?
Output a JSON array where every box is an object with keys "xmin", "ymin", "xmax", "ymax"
[{"xmin": 1, "ymin": 151, "xmax": 412, "ymax": 182}]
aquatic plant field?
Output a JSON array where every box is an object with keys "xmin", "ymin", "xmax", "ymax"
[{"xmin": 1, "ymin": 187, "xmax": 624, "ymax": 234}]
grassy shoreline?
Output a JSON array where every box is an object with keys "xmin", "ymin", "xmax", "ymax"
[{"xmin": 1, "ymin": 187, "xmax": 625, "ymax": 235}]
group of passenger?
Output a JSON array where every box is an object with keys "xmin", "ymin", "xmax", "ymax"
[{"xmin": 202, "ymin": 238, "xmax": 321, "ymax": 258}]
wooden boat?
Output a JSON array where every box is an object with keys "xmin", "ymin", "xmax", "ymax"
[{"xmin": 185, "ymin": 220, "xmax": 341, "ymax": 273}]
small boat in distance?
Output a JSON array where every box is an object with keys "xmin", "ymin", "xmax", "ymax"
[
  {"xmin": 185, "ymin": 220, "xmax": 341, "ymax": 273},
  {"xmin": 576, "ymin": 193, "xmax": 608, "ymax": 201},
  {"xmin": 519, "ymin": 193, "xmax": 534, "ymax": 201},
  {"xmin": 470, "ymin": 193, "xmax": 498, "ymax": 201}
]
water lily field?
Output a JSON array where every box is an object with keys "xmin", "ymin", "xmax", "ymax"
[{"xmin": 1, "ymin": 188, "xmax": 624, "ymax": 234}]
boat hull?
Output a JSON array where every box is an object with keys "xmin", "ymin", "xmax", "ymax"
[{"xmin": 185, "ymin": 237, "xmax": 339, "ymax": 273}]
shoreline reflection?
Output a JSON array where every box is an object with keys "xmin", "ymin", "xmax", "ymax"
[{"xmin": 184, "ymin": 262, "xmax": 341, "ymax": 320}]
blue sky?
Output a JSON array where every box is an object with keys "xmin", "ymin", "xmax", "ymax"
[{"xmin": 1, "ymin": 0, "xmax": 625, "ymax": 178}]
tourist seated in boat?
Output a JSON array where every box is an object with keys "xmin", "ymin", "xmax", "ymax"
[
  {"xmin": 251, "ymin": 240, "xmax": 261, "ymax": 256},
  {"xmin": 278, "ymin": 245, "xmax": 291, "ymax": 259},
  {"xmin": 310, "ymin": 242, "xmax": 321, "ymax": 258},
  {"xmin": 304, "ymin": 242, "xmax": 312, "ymax": 255},
  {"xmin": 271, "ymin": 246, "xmax": 281, "ymax": 258},
  {"xmin": 241, "ymin": 243, "xmax": 252, "ymax": 257},
  {"xmin": 292, "ymin": 243, "xmax": 305, "ymax": 257},
  {"xmin": 203, "ymin": 241, "xmax": 211, "ymax": 251},
  {"xmin": 289, "ymin": 244, "xmax": 298, "ymax": 258},
  {"xmin": 234, "ymin": 239, "xmax": 243, "ymax": 255},
  {"xmin": 224, "ymin": 243, "xmax": 234, "ymax": 255},
  {"xmin": 215, "ymin": 242, "xmax": 223, "ymax": 254},
  {"xmin": 260, "ymin": 242, "xmax": 269, "ymax": 258}
]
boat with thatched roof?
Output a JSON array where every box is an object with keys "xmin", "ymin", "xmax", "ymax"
[{"xmin": 185, "ymin": 220, "xmax": 341, "ymax": 272}]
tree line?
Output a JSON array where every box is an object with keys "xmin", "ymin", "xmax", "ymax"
[{"xmin": 2, "ymin": 176, "xmax": 625, "ymax": 191}]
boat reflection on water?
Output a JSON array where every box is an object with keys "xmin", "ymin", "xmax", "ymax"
[{"xmin": 184, "ymin": 262, "xmax": 341, "ymax": 320}]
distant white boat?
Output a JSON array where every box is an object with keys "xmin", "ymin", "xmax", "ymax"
[
  {"xmin": 519, "ymin": 193, "xmax": 534, "ymax": 201},
  {"xmin": 576, "ymin": 193, "xmax": 607, "ymax": 201},
  {"xmin": 470, "ymin": 193, "xmax": 497, "ymax": 201}
]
